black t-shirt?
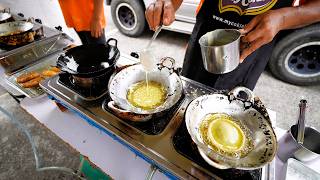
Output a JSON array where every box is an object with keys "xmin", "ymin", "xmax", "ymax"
[{"xmin": 197, "ymin": 0, "xmax": 294, "ymax": 29}]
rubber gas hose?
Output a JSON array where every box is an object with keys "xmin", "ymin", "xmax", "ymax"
[{"xmin": 0, "ymin": 106, "xmax": 85, "ymax": 180}]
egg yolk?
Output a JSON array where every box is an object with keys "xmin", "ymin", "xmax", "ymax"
[
  {"xmin": 127, "ymin": 81, "xmax": 167, "ymax": 110},
  {"xmin": 207, "ymin": 117, "xmax": 245, "ymax": 151}
]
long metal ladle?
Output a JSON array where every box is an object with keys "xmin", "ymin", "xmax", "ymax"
[
  {"xmin": 145, "ymin": 25, "xmax": 163, "ymax": 50},
  {"xmin": 296, "ymin": 99, "xmax": 307, "ymax": 144}
]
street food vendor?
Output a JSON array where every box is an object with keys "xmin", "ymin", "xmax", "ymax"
[
  {"xmin": 145, "ymin": 0, "xmax": 320, "ymax": 90},
  {"xmin": 58, "ymin": 0, "xmax": 106, "ymax": 45}
]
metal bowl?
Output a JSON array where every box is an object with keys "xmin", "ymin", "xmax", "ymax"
[
  {"xmin": 185, "ymin": 87, "xmax": 277, "ymax": 170},
  {"xmin": 108, "ymin": 57, "xmax": 183, "ymax": 115},
  {"xmin": 0, "ymin": 21, "xmax": 33, "ymax": 37},
  {"xmin": 0, "ymin": 12, "xmax": 12, "ymax": 22}
]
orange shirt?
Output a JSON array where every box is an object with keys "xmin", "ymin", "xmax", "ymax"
[
  {"xmin": 58, "ymin": 0, "xmax": 106, "ymax": 32},
  {"xmin": 196, "ymin": 0, "xmax": 205, "ymax": 14}
]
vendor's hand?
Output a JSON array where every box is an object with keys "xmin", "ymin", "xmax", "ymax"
[
  {"xmin": 145, "ymin": 0, "xmax": 175, "ymax": 31},
  {"xmin": 90, "ymin": 17, "xmax": 104, "ymax": 38},
  {"xmin": 239, "ymin": 10, "xmax": 284, "ymax": 62}
]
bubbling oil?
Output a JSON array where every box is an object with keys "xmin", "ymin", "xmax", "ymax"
[
  {"xmin": 127, "ymin": 81, "xmax": 167, "ymax": 110},
  {"xmin": 199, "ymin": 113, "xmax": 253, "ymax": 159}
]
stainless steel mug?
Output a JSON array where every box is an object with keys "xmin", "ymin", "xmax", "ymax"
[
  {"xmin": 199, "ymin": 29, "xmax": 241, "ymax": 74},
  {"xmin": 277, "ymin": 125, "xmax": 320, "ymax": 162}
]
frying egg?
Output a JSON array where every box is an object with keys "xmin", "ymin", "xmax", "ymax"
[
  {"xmin": 127, "ymin": 81, "xmax": 167, "ymax": 110},
  {"xmin": 200, "ymin": 113, "xmax": 253, "ymax": 158}
]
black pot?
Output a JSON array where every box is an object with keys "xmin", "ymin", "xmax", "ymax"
[{"xmin": 57, "ymin": 38, "xmax": 120, "ymax": 88}]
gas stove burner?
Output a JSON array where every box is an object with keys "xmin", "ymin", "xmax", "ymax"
[
  {"xmin": 58, "ymin": 73, "xmax": 108, "ymax": 101},
  {"xmin": 173, "ymin": 121, "xmax": 262, "ymax": 180}
]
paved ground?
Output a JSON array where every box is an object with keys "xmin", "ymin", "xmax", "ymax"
[
  {"xmin": 0, "ymin": 93, "xmax": 80, "ymax": 179},
  {"xmin": 0, "ymin": 0, "xmax": 320, "ymax": 179}
]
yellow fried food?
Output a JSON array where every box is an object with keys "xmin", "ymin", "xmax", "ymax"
[
  {"xmin": 127, "ymin": 81, "xmax": 167, "ymax": 110},
  {"xmin": 21, "ymin": 76, "xmax": 43, "ymax": 88},
  {"xmin": 200, "ymin": 113, "xmax": 253, "ymax": 158},
  {"xmin": 50, "ymin": 67, "xmax": 61, "ymax": 72},
  {"xmin": 42, "ymin": 70, "xmax": 58, "ymax": 77},
  {"xmin": 16, "ymin": 72, "xmax": 40, "ymax": 83}
]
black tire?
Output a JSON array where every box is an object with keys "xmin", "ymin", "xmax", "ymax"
[
  {"xmin": 268, "ymin": 23, "xmax": 320, "ymax": 86},
  {"xmin": 111, "ymin": 0, "xmax": 146, "ymax": 37}
]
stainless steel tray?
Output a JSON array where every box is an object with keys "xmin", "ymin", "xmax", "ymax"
[
  {"xmin": 5, "ymin": 52, "xmax": 61, "ymax": 98},
  {"xmin": 286, "ymin": 158, "xmax": 320, "ymax": 180}
]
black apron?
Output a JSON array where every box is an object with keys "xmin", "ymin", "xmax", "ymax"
[{"xmin": 182, "ymin": 0, "xmax": 293, "ymax": 90}]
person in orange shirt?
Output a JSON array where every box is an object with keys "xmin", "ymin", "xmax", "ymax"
[{"xmin": 58, "ymin": 0, "xmax": 106, "ymax": 45}]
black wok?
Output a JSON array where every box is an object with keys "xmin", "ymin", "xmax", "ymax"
[{"xmin": 57, "ymin": 38, "xmax": 120, "ymax": 88}]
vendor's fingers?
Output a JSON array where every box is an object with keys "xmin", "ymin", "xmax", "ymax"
[
  {"xmin": 91, "ymin": 30, "xmax": 95, "ymax": 37},
  {"xmin": 240, "ymin": 38, "xmax": 264, "ymax": 62},
  {"xmin": 92, "ymin": 30, "xmax": 97, "ymax": 38},
  {"xmin": 99, "ymin": 28, "xmax": 103, "ymax": 37},
  {"xmin": 240, "ymin": 41, "xmax": 250, "ymax": 51},
  {"xmin": 163, "ymin": 0, "xmax": 175, "ymax": 26},
  {"xmin": 145, "ymin": 3, "xmax": 156, "ymax": 30},
  {"xmin": 242, "ymin": 27, "xmax": 262, "ymax": 43},
  {"xmin": 153, "ymin": 0, "xmax": 164, "ymax": 29},
  {"xmin": 242, "ymin": 15, "xmax": 260, "ymax": 34}
]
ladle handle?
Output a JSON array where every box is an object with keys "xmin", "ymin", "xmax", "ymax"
[
  {"xmin": 107, "ymin": 38, "xmax": 118, "ymax": 47},
  {"xmin": 157, "ymin": 57, "xmax": 178, "ymax": 75},
  {"xmin": 297, "ymin": 99, "xmax": 307, "ymax": 144},
  {"xmin": 229, "ymin": 87, "xmax": 254, "ymax": 103}
]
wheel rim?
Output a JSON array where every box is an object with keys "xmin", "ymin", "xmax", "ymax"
[
  {"xmin": 284, "ymin": 42, "xmax": 320, "ymax": 78},
  {"xmin": 115, "ymin": 3, "xmax": 137, "ymax": 31}
]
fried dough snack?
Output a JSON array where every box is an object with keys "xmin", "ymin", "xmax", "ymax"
[
  {"xmin": 16, "ymin": 72, "xmax": 40, "ymax": 83},
  {"xmin": 42, "ymin": 70, "xmax": 58, "ymax": 77},
  {"xmin": 50, "ymin": 67, "xmax": 61, "ymax": 72},
  {"xmin": 21, "ymin": 76, "xmax": 43, "ymax": 88}
]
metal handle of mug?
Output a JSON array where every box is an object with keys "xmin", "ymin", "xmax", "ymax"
[{"xmin": 107, "ymin": 38, "xmax": 118, "ymax": 47}]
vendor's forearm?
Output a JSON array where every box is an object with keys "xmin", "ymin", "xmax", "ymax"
[
  {"xmin": 171, "ymin": 0, "xmax": 183, "ymax": 11},
  {"xmin": 93, "ymin": 0, "xmax": 104, "ymax": 19},
  {"xmin": 279, "ymin": 0, "xmax": 320, "ymax": 30}
]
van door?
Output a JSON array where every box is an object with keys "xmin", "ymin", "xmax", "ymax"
[{"xmin": 175, "ymin": 0, "xmax": 200, "ymax": 23}]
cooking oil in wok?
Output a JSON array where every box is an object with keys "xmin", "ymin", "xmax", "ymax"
[
  {"xmin": 127, "ymin": 81, "xmax": 167, "ymax": 110},
  {"xmin": 199, "ymin": 113, "xmax": 253, "ymax": 158}
]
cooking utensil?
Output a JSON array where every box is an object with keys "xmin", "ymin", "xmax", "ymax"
[
  {"xmin": 0, "ymin": 21, "xmax": 36, "ymax": 46},
  {"xmin": 108, "ymin": 57, "xmax": 183, "ymax": 115},
  {"xmin": 277, "ymin": 99, "xmax": 320, "ymax": 162},
  {"xmin": 0, "ymin": 21, "xmax": 34, "ymax": 36},
  {"xmin": 277, "ymin": 125, "xmax": 320, "ymax": 162},
  {"xmin": 297, "ymin": 99, "xmax": 307, "ymax": 144},
  {"xmin": 199, "ymin": 29, "xmax": 241, "ymax": 74},
  {"xmin": 185, "ymin": 87, "xmax": 277, "ymax": 170},
  {"xmin": 145, "ymin": 25, "xmax": 162, "ymax": 50},
  {"xmin": 285, "ymin": 158, "xmax": 320, "ymax": 180},
  {"xmin": 0, "ymin": 12, "xmax": 12, "ymax": 23},
  {"xmin": 140, "ymin": 26, "xmax": 163, "ymax": 72},
  {"xmin": 57, "ymin": 38, "xmax": 120, "ymax": 88}
]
